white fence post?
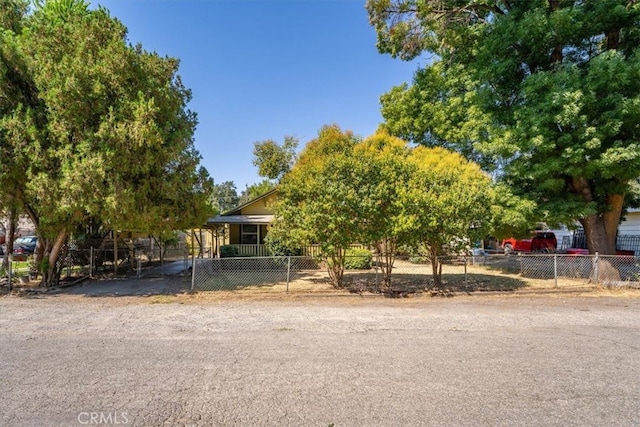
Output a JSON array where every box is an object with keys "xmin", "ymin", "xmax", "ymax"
[{"xmin": 594, "ymin": 252, "xmax": 599, "ymax": 284}]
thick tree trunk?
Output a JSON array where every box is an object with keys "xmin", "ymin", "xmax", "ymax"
[
  {"xmin": 42, "ymin": 231, "xmax": 68, "ymax": 287},
  {"xmin": 579, "ymin": 194, "xmax": 623, "ymax": 255},
  {"xmin": 571, "ymin": 176, "xmax": 623, "ymax": 255}
]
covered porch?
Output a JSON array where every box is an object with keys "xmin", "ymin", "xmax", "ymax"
[{"xmin": 206, "ymin": 214, "xmax": 273, "ymax": 257}]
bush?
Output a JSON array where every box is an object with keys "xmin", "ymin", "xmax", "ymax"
[
  {"xmin": 265, "ymin": 236, "xmax": 302, "ymax": 256},
  {"xmin": 344, "ymin": 248, "xmax": 373, "ymax": 270},
  {"xmin": 219, "ymin": 245, "xmax": 239, "ymax": 258}
]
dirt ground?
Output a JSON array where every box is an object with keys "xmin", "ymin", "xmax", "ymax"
[{"xmin": 1, "ymin": 288, "xmax": 639, "ymax": 426}]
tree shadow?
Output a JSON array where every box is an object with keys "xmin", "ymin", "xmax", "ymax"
[{"xmin": 341, "ymin": 271, "xmax": 528, "ymax": 296}]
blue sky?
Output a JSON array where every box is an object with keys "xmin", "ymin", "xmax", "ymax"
[{"xmin": 91, "ymin": 0, "xmax": 420, "ymax": 190}]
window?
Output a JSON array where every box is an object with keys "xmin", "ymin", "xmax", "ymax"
[{"xmin": 241, "ymin": 224, "xmax": 258, "ymax": 244}]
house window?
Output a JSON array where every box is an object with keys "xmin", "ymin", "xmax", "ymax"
[{"xmin": 241, "ymin": 224, "xmax": 258, "ymax": 244}]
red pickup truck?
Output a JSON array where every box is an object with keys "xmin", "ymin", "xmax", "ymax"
[{"xmin": 502, "ymin": 231, "xmax": 557, "ymax": 254}]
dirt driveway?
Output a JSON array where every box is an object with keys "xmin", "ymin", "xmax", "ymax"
[{"xmin": 1, "ymin": 288, "xmax": 639, "ymax": 426}]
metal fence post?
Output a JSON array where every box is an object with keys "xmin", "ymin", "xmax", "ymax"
[
  {"xmin": 137, "ymin": 255, "xmax": 141, "ymax": 278},
  {"xmin": 7, "ymin": 254, "xmax": 13, "ymax": 291},
  {"xmin": 464, "ymin": 255, "xmax": 468, "ymax": 285},
  {"xmin": 554, "ymin": 253, "xmax": 558, "ymax": 288},
  {"xmin": 90, "ymin": 246, "xmax": 94, "ymax": 278},
  {"xmin": 286, "ymin": 256, "xmax": 291, "ymax": 292},
  {"xmin": 594, "ymin": 252, "xmax": 599, "ymax": 284},
  {"xmin": 190, "ymin": 248, "xmax": 196, "ymax": 292}
]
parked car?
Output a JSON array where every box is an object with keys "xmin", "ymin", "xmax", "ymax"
[
  {"xmin": 13, "ymin": 235, "xmax": 38, "ymax": 261},
  {"xmin": 502, "ymin": 231, "xmax": 557, "ymax": 254}
]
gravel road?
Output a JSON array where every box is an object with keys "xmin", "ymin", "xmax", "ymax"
[{"xmin": 1, "ymin": 292, "xmax": 639, "ymax": 426}]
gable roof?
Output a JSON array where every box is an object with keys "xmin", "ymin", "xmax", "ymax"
[
  {"xmin": 206, "ymin": 188, "xmax": 277, "ymax": 226},
  {"xmin": 221, "ymin": 188, "xmax": 278, "ymax": 216}
]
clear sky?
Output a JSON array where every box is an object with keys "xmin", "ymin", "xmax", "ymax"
[{"xmin": 90, "ymin": 0, "xmax": 420, "ymax": 190}]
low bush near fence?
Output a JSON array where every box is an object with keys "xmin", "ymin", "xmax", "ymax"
[{"xmin": 344, "ymin": 249, "xmax": 373, "ymax": 270}]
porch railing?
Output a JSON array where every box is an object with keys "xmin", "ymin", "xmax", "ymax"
[{"xmin": 231, "ymin": 244, "xmax": 271, "ymax": 257}]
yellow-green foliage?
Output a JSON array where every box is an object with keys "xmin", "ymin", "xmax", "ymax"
[{"xmin": 344, "ymin": 249, "xmax": 373, "ymax": 270}]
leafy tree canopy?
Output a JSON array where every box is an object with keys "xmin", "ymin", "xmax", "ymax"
[
  {"xmin": 252, "ymin": 136, "xmax": 298, "ymax": 182},
  {"xmin": 240, "ymin": 179, "xmax": 276, "ymax": 204},
  {"xmin": 367, "ymin": 0, "xmax": 640, "ymax": 254},
  {"xmin": 271, "ymin": 125, "xmax": 493, "ymax": 288},
  {"xmin": 211, "ymin": 181, "xmax": 240, "ymax": 214},
  {"xmin": 0, "ymin": 0, "xmax": 213, "ymax": 284}
]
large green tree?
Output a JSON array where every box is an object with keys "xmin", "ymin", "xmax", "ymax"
[
  {"xmin": 269, "ymin": 125, "xmax": 361, "ymax": 288},
  {"xmin": 211, "ymin": 181, "xmax": 240, "ymax": 213},
  {"xmin": 368, "ymin": 0, "xmax": 640, "ymax": 254},
  {"xmin": 252, "ymin": 136, "xmax": 298, "ymax": 182},
  {"xmin": 402, "ymin": 147, "xmax": 494, "ymax": 289},
  {"xmin": 0, "ymin": 0, "xmax": 36, "ymax": 271},
  {"xmin": 1, "ymin": 0, "xmax": 212, "ymax": 285},
  {"xmin": 271, "ymin": 125, "xmax": 493, "ymax": 289},
  {"xmin": 351, "ymin": 130, "xmax": 412, "ymax": 288}
]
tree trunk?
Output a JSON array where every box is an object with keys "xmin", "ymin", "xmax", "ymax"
[
  {"xmin": 579, "ymin": 194, "xmax": 623, "ymax": 255},
  {"xmin": 42, "ymin": 231, "xmax": 67, "ymax": 287},
  {"xmin": 376, "ymin": 237, "xmax": 396, "ymax": 289},
  {"xmin": 430, "ymin": 247, "xmax": 443, "ymax": 289},
  {"xmin": 326, "ymin": 248, "xmax": 345, "ymax": 288}
]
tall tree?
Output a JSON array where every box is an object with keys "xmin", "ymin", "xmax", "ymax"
[
  {"xmin": 211, "ymin": 181, "xmax": 240, "ymax": 213},
  {"xmin": 252, "ymin": 136, "xmax": 298, "ymax": 181},
  {"xmin": 351, "ymin": 130, "xmax": 412, "ymax": 288},
  {"xmin": 1, "ymin": 0, "xmax": 212, "ymax": 285},
  {"xmin": 402, "ymin": 147, "xmax": 493, "ymax": 289},
  {"xmin": 367, "ymin": 0, "xmax": 640, "ymax": 254},
  {"xmin": 269, "ymin": 125, "xmax": 360, "ymax": 288},
  {"xmin": 0, "ymin": 0, "xmax": 36, "ymax": 272},
  {"xmin": 240, "ymin": 179, "xmax": 276, "ymax": 204}
]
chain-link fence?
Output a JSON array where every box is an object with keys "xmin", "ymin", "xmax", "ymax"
[
  {"xmin": 188, "ymin": 253, "xmax": 640, "ymax": 293},
  {"xmin": 4, "ymin": 250, "xmax": 638, "ymax": 291},
  {"xmin": 2, "ymin": 241, "xmax": 191, "ymax": 286}
]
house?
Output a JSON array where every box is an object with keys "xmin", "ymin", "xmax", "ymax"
[
  {"xmin": 619, "ymin": 208, "xmax": 640, "ymax": 235},
  {"xmin": 617, "ymin": 208, "xmax": 640, "ymax": 255},
  {"xmin": 205, "ymin": 189, "xmax": 640, "ymax": 257},
  {"xmin": 206, "ymin": 189, "xmax": 277, "ymax": 257}
]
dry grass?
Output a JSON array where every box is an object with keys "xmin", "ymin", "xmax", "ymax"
[{"xmin": 2, "ymin": 258, "xmax": 638, "ymax": 303}]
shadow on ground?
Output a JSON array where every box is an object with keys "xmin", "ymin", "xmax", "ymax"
[
  {"xmin": 341, "ymin": 272, "xmax": 529, "ymax": 296},
  {"xmin": 57, "ymin": 277, "xmax": 190, "ymax": 297}
]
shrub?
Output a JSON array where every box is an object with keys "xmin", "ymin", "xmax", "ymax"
[
  {"xmin": 219, "ymin": 245, "xmax": 239, "ymax": 258},
  {"xmin": 344, "ymin": 248, "xmax": 373, "ymax": 270},
  {"xmin": 265, "ymin": 235, "xmax": 302, "ymax": 256}
]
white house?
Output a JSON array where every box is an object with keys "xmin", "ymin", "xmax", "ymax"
[{"xmin": 619, "ymin": 208, "xmax": 640, "ymax": 235}]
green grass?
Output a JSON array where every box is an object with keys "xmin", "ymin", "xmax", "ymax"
[{"xmin": 7, "ymin": 261, "xmax": 31, "ymax": 274}]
